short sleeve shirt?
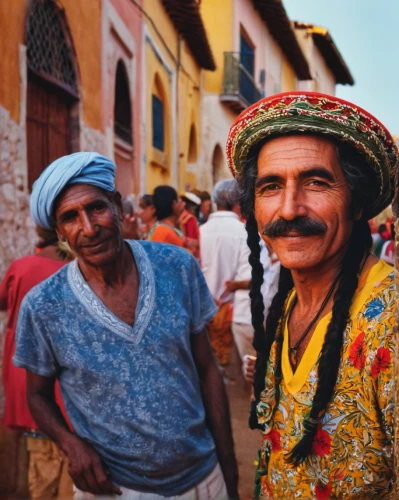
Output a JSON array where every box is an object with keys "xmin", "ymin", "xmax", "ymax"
[
  {"xmin": 257, "ymin": 261, "xmax": 395, "ymax": 498},
  {"xmin": 14, "ymin": 241, "xmax": 218, "ymax": 495}
]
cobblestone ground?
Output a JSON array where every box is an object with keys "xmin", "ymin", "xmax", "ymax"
[{"xmin": 225, "ymin": 347, "xmax": 260, "ymax": 500}]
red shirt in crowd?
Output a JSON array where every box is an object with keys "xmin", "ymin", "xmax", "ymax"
[{"xmin": 0, "ymin": 255, "xmax": 69, "ymax": 429}]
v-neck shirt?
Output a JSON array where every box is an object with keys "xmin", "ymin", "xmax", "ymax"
[
  {"xmin": 281, "ymin": 259, "xmax": 392, "ymax": 393},
  {"xmin": 257, "ymin": 260, "xmax": 395, "ymax": 498},
  {"xmin": 14, "ymin": 240, "xmax": 218, "ymax": 495}
]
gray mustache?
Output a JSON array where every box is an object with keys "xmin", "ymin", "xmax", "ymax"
[{"xmin": 262, "ymin": 217, "xmax": 328, "ymax": 238}]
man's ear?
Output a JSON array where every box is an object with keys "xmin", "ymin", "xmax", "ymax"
[
  {"xmin": 55, "ymin": 227, "xmax": 66, "ymax": 243},
  {"xmin": 354, "ymin": 206, "xmax": 364, "ymax": 221},
  {"xmin": 113, "ymin": 191, "xmax": 123, "ymax": 220}
]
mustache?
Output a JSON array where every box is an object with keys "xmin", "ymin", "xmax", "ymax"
[{"xmin": 262, "ymin": 217, "xmax": 328, "ymax": 238}]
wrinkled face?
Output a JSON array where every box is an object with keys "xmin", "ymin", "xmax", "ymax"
[
  {"xmin": 137, "ymin": 200, "xmax": 156, "ymax": 225},
  {"xmin": 54, "ymin": 184, "xmax": 124, "ymax": 267},
  {"xmin": 254, "ymin": 135, "xmax": 355, "ymax": 271}
]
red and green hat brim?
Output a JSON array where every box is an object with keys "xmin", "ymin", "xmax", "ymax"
[{"xmin": 226, "ymin": 92, "xmax": 398, "ymax": 219}]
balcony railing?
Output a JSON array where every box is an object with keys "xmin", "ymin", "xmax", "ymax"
[{"xmin": 220, "ymin": 52, "xmax": 263, "ymax": 112}]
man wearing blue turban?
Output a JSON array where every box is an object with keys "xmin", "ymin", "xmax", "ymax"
[{"xmin": 14, "ymin": 152, "xmax": 238, "ymax": 498}]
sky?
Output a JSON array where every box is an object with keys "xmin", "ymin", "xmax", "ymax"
[{"xmin": 283, "ymin": 0, "xmax": 399, "ymax": 136}]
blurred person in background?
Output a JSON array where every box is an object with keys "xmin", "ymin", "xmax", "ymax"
[
  {"xmin": 0, "ymin": 226, "xmax": 73, "ymax": 499},
  {"xmin": 148, "ymin": 185, "xmax": 185, "ymax": 247},
  {"xmin": 225, "ymin": 241, "xmax": 280, "ymax": 379},
  {"xmin": 200, "ymin": 179, "xmax": 248, "ymax": 369},
  {"xmin": 380, "ymin": 225, "xmax": 395, "ymax": 265},
  {"xmin": 179, "ymin": 192, "xmax": 201, "ymax": 258},
  {"xmin": 120, "ymin": 197, "xmax": 140, "ymax": 240},
  {"xmin": 197, "ymin": 190, "xmax": 212, "ymax": 225},
  {"xmin": 137, "ymin": 194, "xmax": 156, "ymax": 239},
  {"xmin": 373, "ymin": 223, "xmax": 391, "ymax": 257}
]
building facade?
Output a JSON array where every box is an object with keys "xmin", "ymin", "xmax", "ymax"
[
  {"xmin": 141, "ymin": 0, "xmax": 215, "ymax": 194},
  {"xmin": 294, "ymin": 22, "xmax": 354, "ymax": 94}
]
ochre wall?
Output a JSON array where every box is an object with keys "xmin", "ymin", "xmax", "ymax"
[
  {"xmin": 63, "ymin": 0, "xmax": 102, "ymax": 130},
  {"xmin": 200, "ymin": 0, "xmax": 233, "ymax": 94},
  {"xmin": 0, "ymin": 0, "xmax": 26, "ymax": 122},
  {"xmin": 145, "ymin": 41, "xmax": 172, "ymax": 193},
  {"xmin": 281, "ymin": 55, "xmax": 297, "ymax": 92},
  {"xmin": 143, "ymin": 0, "xmax": 202, "ymax": 193},
  {"xmin": 0, "ymin": 0, "xmax": 103, "ymax": 131}
]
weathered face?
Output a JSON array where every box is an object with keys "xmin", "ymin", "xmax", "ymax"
[
  {"xmin": 54, "ymin": 184, "xmax": 124, "ymax": 267},
  {"xmin": 254, "ymin": 135, "xmax": 355, "ymax": 271}
]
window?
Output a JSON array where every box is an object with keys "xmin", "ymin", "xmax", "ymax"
[
  {"xmin": 25, "ymin": 0, "xmax": 79, "ymax": 190},
  {"xmin": 114, "ymin": 60, "xmax": 132, "ymax": 145},
  {"xmin": 26, "ymin": 0, "xmax": 78, "ymax": 94},
  {"xmin": 152, "ymin": 94, "xmax": 164, "ymax": 151},
  {"xmin": 240, "ymin": 32, "xmax": 255, "ymax": 76}
]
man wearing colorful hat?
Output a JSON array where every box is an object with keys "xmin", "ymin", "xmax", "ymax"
[
  {"xmin": 13, "ymin": 152, "xmax": 239, "ymax": 498},
  {"xmin": 227, "ymin": 92, "xmax": 398, "ymax": 498}
]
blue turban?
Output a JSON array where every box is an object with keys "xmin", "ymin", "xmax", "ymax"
[{"xmin": 30, "ymin": 152, "xmax": 116, "ymax": 229}]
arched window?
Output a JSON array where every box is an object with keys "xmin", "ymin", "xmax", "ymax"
[
  {"xmin": 212, "ymin": 144, "xmax": 225, "ymax": 184},
  {"xmin": 113, "ymin": 59, "xmax": 134, "ymax": 196},
  {"xmin": 25, "ymin": 0, "xmax": 79, "ymax": 190},
  {"xmin": 187, "ymin": 124, "xmax": 198, "ymax": 164},
  {"xmin": 114, "ymin": 60, "xmax": 132, "ymax": 145},
  {"xmin": 152, "ymin": 74, "xmax": 165, "ymax": 152}
]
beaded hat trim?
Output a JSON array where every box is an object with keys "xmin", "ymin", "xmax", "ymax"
[{"xmin": 226, "ymin": 92, "xmax": 398, "ymax": 218}]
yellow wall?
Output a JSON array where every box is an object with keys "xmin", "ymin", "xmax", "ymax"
[
  {"xmin": 0, "ymin": 0, "xmax": 102, "ymax": 130},
  {"xmin": 200, "ymin": 0, "xmax": 233, "ymax": 94},
  {"xmin": 281, "ymin": 55, "xmax": 297, "ymax": 92},
  {"xmin": 145, "ymin": 41, "xmax": 172, "ymax": 193},
  {"xmin": 143, "ymin": 0, "xmax": 202, "ymax": 193},
  {"xmin": 0, "ymin": 0, "xmax": 26, "ymax": 122},
  {"xmin": 63, "ymin": 0, "xmax": 102, "ymax": 130}
]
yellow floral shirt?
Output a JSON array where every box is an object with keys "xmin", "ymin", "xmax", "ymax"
[{"xmin": 257, "ymin": 261, "xmax": 395, "ymax": 499}]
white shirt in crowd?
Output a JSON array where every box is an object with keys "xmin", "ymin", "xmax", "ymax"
[
  {"xmin": 233, "ymin": 239, "xmax": 280, "ymax": 325},
  {"xmin": 200, "ymin": 211, "xmax": 248, "ymax": 302}
]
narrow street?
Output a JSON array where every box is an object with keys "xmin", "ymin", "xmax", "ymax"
[{"xmin": 226, "ymin": 349, "xmax": 260, "ymax": 499}]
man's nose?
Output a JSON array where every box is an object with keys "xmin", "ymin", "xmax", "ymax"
[
  {"xmin": 279, "ymin": 187, "xmax": 307, "ymax": 221},
  {"xmin": 80, "ymin": 211, "xmax": 98, "ymax": 237}
]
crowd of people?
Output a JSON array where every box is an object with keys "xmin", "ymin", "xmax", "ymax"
[{"xmin": 0, "ymin": 90, "xmax": 398, "ymax": 500}]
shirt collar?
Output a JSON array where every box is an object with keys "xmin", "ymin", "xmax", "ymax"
[{"xmin": 208, "ymin": 211, "xmax": 240, "ymax": 220}]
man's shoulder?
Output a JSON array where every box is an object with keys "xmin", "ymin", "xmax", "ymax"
[
  {"xmin": 22, "ymin": 263, "xmax": 70, "ymax": 307},
  {"xmin": 353, "ymin": 262, "xmax": 395, "ymax": 334},
  {"xmin": 134, "ymin": 240, "xmax": 194, "ymax": 267},
  {"xmin": 200, "ymin": 213, "xmax": 246, "ymax": 234},
  {"xmin": 362, "ymin": 265, "xmax": 395, "ymax": 315}
]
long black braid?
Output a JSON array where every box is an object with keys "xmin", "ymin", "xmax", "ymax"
[{"xmin": 238, "ymin": 135, "xmax": 377, "ymax": 460}]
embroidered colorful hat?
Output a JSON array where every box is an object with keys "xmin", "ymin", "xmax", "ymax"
[{"xmin": 226, "ymin": 91, "xmax": 398, "ymax": 219}]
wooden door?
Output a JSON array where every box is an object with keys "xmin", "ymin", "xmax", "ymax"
[{"xmin": 26, "ymin": 72, "xmax": 73, "ymax": 190}]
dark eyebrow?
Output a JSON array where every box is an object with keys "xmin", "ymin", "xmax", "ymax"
[
  {"xmin": 85, "ymin": 200, "xmax": 108, "ymax": 210},
  {"xmin": 255, "ymin": 167, "xmax": 335, "ymax": 189},
  {"xmin": 58, "ymin": 209, "xmax": 77, "ymax": 223},
  {"xmin": 299, "ymin": 167, "xmax": 335, "ymax": 182}
]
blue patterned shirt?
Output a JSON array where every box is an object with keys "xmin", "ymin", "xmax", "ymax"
[{"xmin": 14, "ymin": 241, "xmax": 218, "ymax": 495}]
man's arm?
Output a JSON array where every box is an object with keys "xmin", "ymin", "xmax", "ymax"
[
  {"xmin": 27, "ymin": 371, "xmax": 122, "ymax": 495},
  {"xmin": 191, "ymin": 330, "xmax": 239, "ymax": 499}
]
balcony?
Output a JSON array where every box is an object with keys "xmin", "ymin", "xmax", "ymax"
[{"xmin": 220, "ymin": 52, "xmax": 263, "ymax": 113}]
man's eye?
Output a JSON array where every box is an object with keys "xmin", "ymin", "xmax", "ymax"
[
  {"xmin": 61, "ymin": 213, "xmax": 76, "ymax": 223},
  {"xmin": 308, "ymin": 180, "xmax": 329, "ymax": 188},
  {"xmin": 261, "ymin": 184, "xmax": 281, "ymax": 192}
]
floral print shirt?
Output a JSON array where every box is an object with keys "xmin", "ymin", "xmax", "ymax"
[{"xmin": 257, "ymin": 261, "xmax": 395, "ymax": 499}]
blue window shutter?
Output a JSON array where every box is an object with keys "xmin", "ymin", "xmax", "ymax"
[{"xmin": 152, "ymin": 94, "xmax": 164, "ymax": 151}]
